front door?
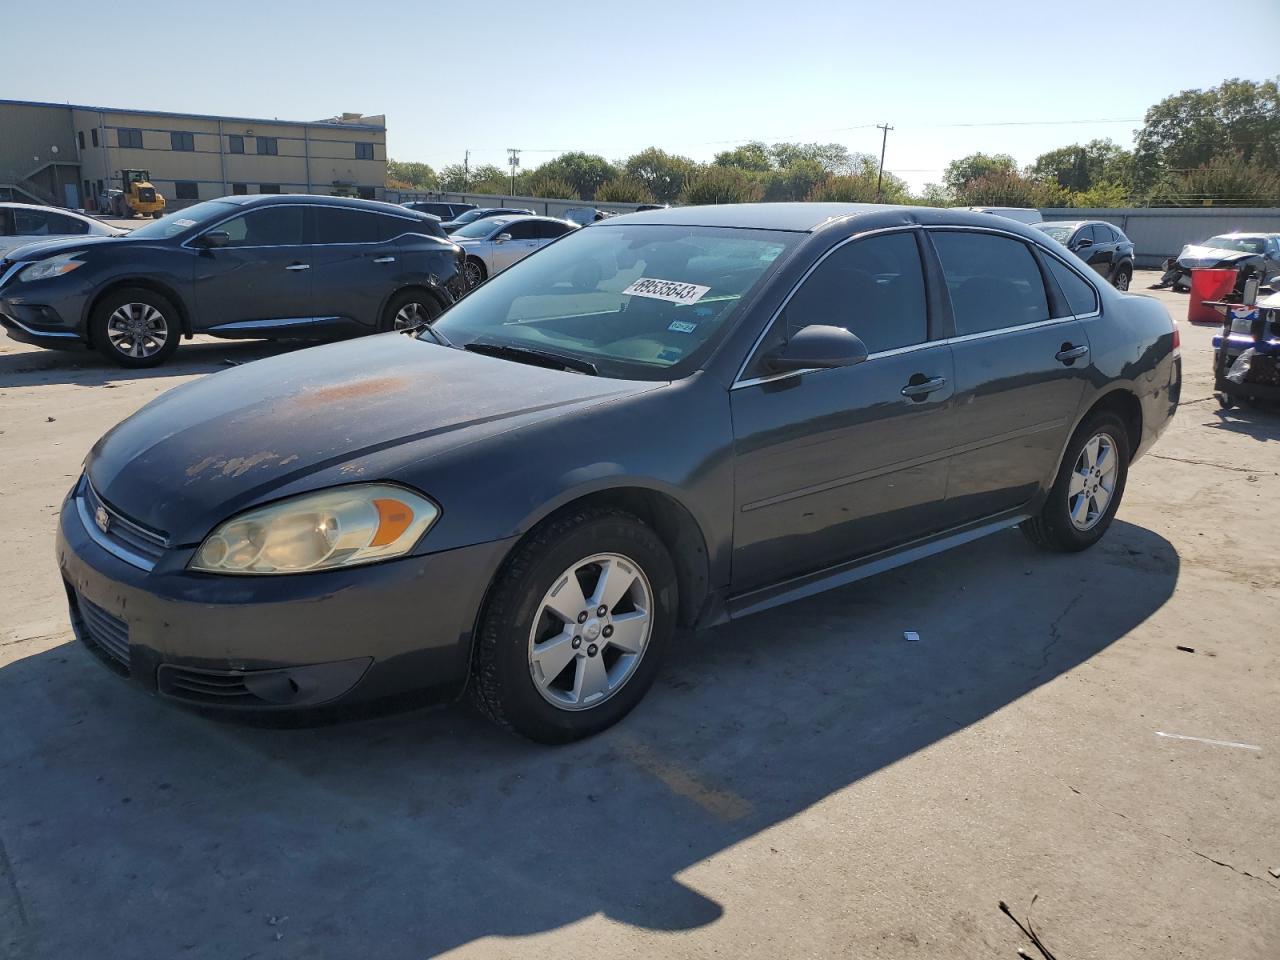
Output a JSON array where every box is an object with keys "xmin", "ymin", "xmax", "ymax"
[
  {"xmin": 191, "ymin": 204, "xmax": 314, "ymax": 330},
  {"xmin": 928, "ymin": 229, "xmax": 1093, "ymax": 519},
  {"xmin": 730, "ymin": 229, "xmax": 958, "ymax": 593},
  {"xmin": 490, "ymin": 219, "xmax": 542, "ymax": 273}
]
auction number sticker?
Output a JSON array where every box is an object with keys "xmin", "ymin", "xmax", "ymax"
[{"xmin": 622, "ymin": 277, "xmax": 711, "ymax": 305}]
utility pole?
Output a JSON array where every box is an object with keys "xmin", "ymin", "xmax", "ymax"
[
  {"xmin": 507, "ymin": 148, "xmax": 520, "ymax": 197},
  {"xmin": 463, "ymin": 149, "xmax": 470, "ymax": 190},
  {"xmin": 875, "ymin": 123, "xmax": 894, "ymax": 202}
]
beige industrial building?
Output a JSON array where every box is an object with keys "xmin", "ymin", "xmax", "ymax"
[{"xmin": 0, "ymin": 99, "xmax": 387, "ymax": 212}]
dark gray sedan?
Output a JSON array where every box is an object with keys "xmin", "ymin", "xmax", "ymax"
[{"xmin": 57, "ymin": 203, "xmax": 1181, "ymax": 742}]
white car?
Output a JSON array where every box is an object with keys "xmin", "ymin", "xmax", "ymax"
[
  {"xmin": 451, "ymin": 215, "xmax": 578, "ymax": 287},
  {"xmin": 0, "ymin": 202, "xmax": 127, "ymax": 257},
  {"xmin": 961, "ymin": 206, "xmax": 1043, "ymax": 226}
]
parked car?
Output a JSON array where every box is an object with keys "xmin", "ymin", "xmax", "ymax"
[
  {"xmin": 1156, "ymin": 233, "xmax": 1280, "ymax": 291},
  {"xmin": 0, "ymin": 202, "xmax": 127, "ymax": 257},
  {"xmin": 962, "ymin": 206, "xmax": 1043, "ymax": 226},
  {"xmin": 451, "ymin": 214, "xmax": 578, "ymax": 286},
  {"xmin": 440, "ymin": 207, "xmax": 535, "ymax": 234},
  {"xmin": 1034, "ymin": 220, "xmax": 1136, "ymax": 290},
  {"xmin": 56, "ymin": 204, "xmax": 1179, "ymax": 742},
  {"xmin": 402, "ymin": 201, "xmax": 476, "ymax": 221},
  {"xmin": 0, "ymin": 194, "xmax": 465, "ymax": 367}
]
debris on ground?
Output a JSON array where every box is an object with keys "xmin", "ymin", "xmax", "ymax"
[
  {"xmin": 999, "ymin": 896, "xmax": 1058, "ymax": 960},
  {"xmin": 1176, "ymin": 645, "xmax": 1196, "ymax": 653},
  {"xmin": 1270, "ymin": 866, "xmax": 1280, "ymax": 879}
]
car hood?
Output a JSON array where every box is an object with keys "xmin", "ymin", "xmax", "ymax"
[
  {"xmin": 1176, "ymin": 244, "xmax": 1255, "ymax": 266},
  {"xmin": 2, "ymin": 234, "xmax": 129, "ymax": 262},
  {"xmin": 86, "ymin": 335, "xmax": 652, "ymax": 543}
]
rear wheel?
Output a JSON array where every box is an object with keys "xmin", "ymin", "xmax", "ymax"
[
  {"xmin": 470, "ymin": 507, "xmax": 677, "ymax": 743},
  {"xmin": 1022, "ymin": 411, "xmax": 1129, "ymax": 552},
  {"xmin": 380, "ymin": 289, "xmax": 442, "ymax": 332},
  {"xmin": 89, "ymin": 287, "xmax": 180, "ymax": 368},
  {"xmin": 1112, "ymin": 264, "xmax": 1131, "ymax": 291}
]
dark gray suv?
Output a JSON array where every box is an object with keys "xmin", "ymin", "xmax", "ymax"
[
  {"xmin": 56, "ymin": 203, "xmax": 1180, "ymax": 741},
  {"xmin": 0, "ymin": 194, "xmax": 465, "ymax": 367}
]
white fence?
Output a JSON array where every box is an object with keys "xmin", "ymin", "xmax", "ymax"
[{"xmin": 385, "ymin": 190, "xmax": 653, "ymax": 220}]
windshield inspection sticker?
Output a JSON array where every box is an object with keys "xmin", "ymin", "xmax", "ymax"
[
  {"xmin": 174, "ymin": 218, "xmax": 197, "ymax": 227},
  {"xmin": 667, "ymin": 320, "xmax": 698, "ymax": 334},
  {"xmin": 622, "ymin": 278, "xmax": 711, "ymax": 305}
]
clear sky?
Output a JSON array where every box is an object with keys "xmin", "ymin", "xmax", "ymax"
[{"xmin": 6, "ymin": 0, "xmax": 1278, "ymax": 190}]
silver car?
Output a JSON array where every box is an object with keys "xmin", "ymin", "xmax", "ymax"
[
  {"xmin": 451, "ymin": 215, "xmax": 578, "ymax": 287},
  {"xmin": 0, "ymin": 202, "xmax": 127, "ymax": 257}
]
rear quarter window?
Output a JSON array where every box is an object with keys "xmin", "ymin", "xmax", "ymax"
[{"xmin": 1044, "ymin": 255, "xmax": 1100, "ymax": 317}]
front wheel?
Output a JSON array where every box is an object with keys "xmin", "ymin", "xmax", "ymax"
[
  {"xmin": 470, "ymin": 507, "xmax": 677, "ymax": 743},
  {"xmin": 1022, "ymin": 411, "xmax": 1130, "ymax": 552},
  {"xmin": 89, "ymin": 287, "xmax": 181, "ymax": 368},
  {"xmin": 463, "ymin": 257, "xmax": 486, "ymax": 289}
]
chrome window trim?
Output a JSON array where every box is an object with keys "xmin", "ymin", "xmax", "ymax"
[
  {"xmin": 207, "ymin": 316, "xmax": 341, "ymax": 331},
  {"xmin": 180, "ymin": 203, "xmax": 430, "ymax": 251}
]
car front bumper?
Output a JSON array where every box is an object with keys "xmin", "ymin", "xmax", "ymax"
[
  {"xmin": 0, "ymin": 268, "xmax": 92, "ymax": 347},
  {"xmin": 56, "ymin": 486, "xmax": 516, "ymax": 713}
]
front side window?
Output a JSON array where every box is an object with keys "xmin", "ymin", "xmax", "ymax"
[
  {"xmin": 313, "ymin": 207, "xmax": 379, "ymax": 244},
  {"xmin": 43, "ymin": 212, "xmax": 91, "ymax": 236},
  {"xmin": 504, "ymin": 221, "xmax": 541, "ymax": 241},
  {"xmin": 257, "ymin": 137, "xmax": 278, "ymax": 156},
  {"xmin": 1044, "ymin": 255, "xmax": 1100, "ymax": 317},
  {"xmin": 229, "ymin": 135, "xmax": 244, "ymax": 154},
  {"xmin": 170, "ymin": 131, "xmax": 195, "ymax": 151},
  {"xmin": 775, "ymin": 231, "xmax": 929, "ymax": 356},
  {"xmin": 931, "ymin": 231, "xmax": 1051, "ymax": 335},
  {"xmin": 431, "ymin": 224, "xmax": 800, "ymax": 380},
  {"xmin": 215, "ymin": 206, "xmax": 305, "ymax": 247},
  {"xmin": 127, "ymin": 199, "xmax": 239, "ymax": 240},
  {"xmin": 12, "ymin": 209, "xmax": 53, "ymax": 235}
]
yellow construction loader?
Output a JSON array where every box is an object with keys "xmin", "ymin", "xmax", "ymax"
[{"xmin": 110, "ymin": 170, "xmax": 166, "ymax": 219}]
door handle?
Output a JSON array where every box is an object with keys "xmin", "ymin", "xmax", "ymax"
[
  {"xmin": 1055, "ymin": 344, "xmax": 1089, "ymax": 363},
  {"xmin": 901, "ymin": 376, "xmax": 947, "ymax": 399},
  {"xmin": 285, "ymin": 263, "xmax": 310, "ymax": 271},
  {"xmin": 373, "ymin": 256, "xmax": 396, "ymax": 264}
]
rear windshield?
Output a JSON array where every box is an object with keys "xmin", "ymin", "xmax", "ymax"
[{"xmin": 430, "ymin": 223, "xmax": 800, "ymax": 380}]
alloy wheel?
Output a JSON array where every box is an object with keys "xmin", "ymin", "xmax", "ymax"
[
  {"xmin": 527, "ymin": 552, "xmax": 653, "ymax": 711},
  {"xmin": 393, "ymin": 301, "xmax": 431, "ymax": 330},
  {"xmin": 1068, "ymin": 433, "xmax": 1118, "ymax": 531},
  {"xmin": 1114, "ymin": 271, "xmax": 1130, "ymax": 291},
  {"xmin": 107, "ymin": 302, "xmax": 168, "ymax": 359},
  {"xmin": 464, "ymin": 260, "xmax": 484, "ymax": 287}
]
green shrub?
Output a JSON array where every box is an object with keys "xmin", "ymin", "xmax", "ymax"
[
  {"xmin": 679, "ymin": 166, "xmax": 764, "ymax": 205},
  {"xmin": 596, "ymin": 176, "xmax": 655, "ymax": 204},
  {"xmin": 524, "ymin": 175, "xmax": 580, "ymax": 200}
]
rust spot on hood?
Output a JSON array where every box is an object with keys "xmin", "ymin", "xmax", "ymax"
[
  {"xmin": 294, "ymin": 376, "xmax": 410, "ymax": 406},
  {"xmin": 221, "ymin": 452, "xmax": 280, "ymax": 478}
]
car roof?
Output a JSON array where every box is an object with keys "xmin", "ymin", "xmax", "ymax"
[
  {"xmin": 217, "ymin": 193, "xmax": 425, "ymax": 218},
  {"xmin": 0, "ymin": 201, "xmax": 97, "ymax": 222},
  {"xmin": 606, "ymin": 202, "xmax": 1064, "ymax": 234},
  {"xmin": 1208, "ymin": 232, "xmax": 1271, "ymax": 239},
  {"xmin": 1035, "ymin": 220, "xmax": 1083, "ymax": 229}
]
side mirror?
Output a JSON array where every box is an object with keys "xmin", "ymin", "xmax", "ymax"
[
  {"xmin": 1073, "ymin": 237, "xmax": 1093, "ymax": 250},
  {"xmin": 494, "ymin": 233, "xmax": 512, "ymax": 244},
  {"xmin": 765, "ymin": 325, "xmax": 869, "ymax": 373},
  {"xmin": 198, "ymin": 230, "xmax": 230, "ymax": 249}
]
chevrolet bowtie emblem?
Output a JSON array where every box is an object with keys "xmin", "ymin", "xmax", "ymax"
[{"xmin": 95, "ymin": 505, "xmax": 110, "ymax": 534}]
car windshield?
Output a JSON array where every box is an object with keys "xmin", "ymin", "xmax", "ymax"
[
  {"xmin": 450, "ymin": 209, "xmax": 489, "ymax": 225},
  {"xmin": 428, "ymin": 223, "xmax": 801, "ymax": 380},
  {"xmin": 1204, "ymin": 235, "xmax": 1264, "ymax": 253},
  {"xmin": 125, "ymin": 200, "xmax": 238, "ymax": 240},
  {"xmin": 454, "ymin": 218, "xmax": 510, "ymax": 239},
  {"xmin": 1035, "ymin": 224, "xmax": 1075, "ymax": 242}
]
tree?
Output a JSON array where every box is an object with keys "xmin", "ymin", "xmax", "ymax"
[
  {"xmin": 532, "ymin": 152, "xmax": 618, "ymax": 200},
  {"xmin": 954, "ymin": 169, "xmax": 1067, "ymax": 208},
  {"xmin": 944, "ymin": 152, "xmax": 1018, "ymax": 191},
  {"xmin": 712, "ymin": 141, "xmax": 773, "ymax": 172},
  {"xmin": 769, "ymin": 142, "xmax": 864, "ymax": 175},
  {"xmin": 386, "ymin": 159, "xmax": 437, "ymax": 191},
  {"xmin": 806, "ymin": 168, "xmax": 912, "ymax": 204},
  {"xmin": 623, "ymin": 147, "xmax": 697, "ymax": 202},
  {"xmin": 680, "ymin": 166, "xmax": 764, "ymax": 205},
  {"xmin": 1134, "ymin": 78, "xmax": 1280, "ymax": 191},
  {"xmin": 1149, "ymin": 154, "xmax": 1280, "ymax": 207},
  {"xmin": 762, "ymin": 158, "xmax": 827, "ymax": 202},
  {"xmin": 915, "ymin": 182, "xmax": 954, "ymax": 207},
  {"xmin": 524, "ymin": 174, "xmax": 579, "ymax": 200},
  {"xmin": 438, "ymin": 163, "xmax": 471, "ymax": 192},
  {"xmin": 1029, "ymin": 139, "xmax": 1132, "ymax": 193},
  {"xmin": 596, "ymin": 176, "xmax": 655, "ymax": 204},
  {"xmin": 1069, "ymin": 181, "xmax": 1131, "ymax": 208}
]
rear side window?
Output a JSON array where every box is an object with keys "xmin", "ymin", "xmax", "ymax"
[
  {"xmin": 782, "ymin": 230, "xmax": 928, "ymax": 354},
  {"xmin": 313, "ymin": 207, "xmax": 379, "ymax": 244},
  {"xmin": 217, "ymin": 206, "xmax": 305, "ymax": 247},
  {"xmin": 1044, "ymin": 256, "xmax": 1099, "ymax": 317},
  {"xmin": 537, "ymin": 220, "xmax": 574, "ymax": 239},
  {"xmin": 931, "ymin": 231, "xmax": 1050, "ymax": 335}
]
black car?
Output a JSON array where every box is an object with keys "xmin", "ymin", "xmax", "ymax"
[
  {"xmin": 57, "ymin": 203, "xmax": 1180, "ymax": 742},
  {"xmin": 1034, "ymin": 220, "xmax": 1135, "ymax": 290},
  {"xmin": 402, "ymin": 201, "xmax": 477, "ymax": 221},
  {"xmin": 1157, "ymin": 233, "xmax": 1280, "ymax": 292},
  {"xmin": 440, "ymin": 207, "xmax": 535, "ymax": 234},
  {"xmin": 0, "ymin": 195, "xmax": 465, "ymax": 367}
]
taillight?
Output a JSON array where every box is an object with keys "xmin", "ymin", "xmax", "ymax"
[{"xmin": 1172, "ymin": 321, "xmax": 1181, "ymax": 354}]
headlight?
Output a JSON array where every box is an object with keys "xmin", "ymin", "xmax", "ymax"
[
  {"xmin": 190, "ymin": 484, "xmax": 439, "ymax": 575},
  {"xmin": 18, "ymin": 254, "xmax": 85, "ymax": 282}
]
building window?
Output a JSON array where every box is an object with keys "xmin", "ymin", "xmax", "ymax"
[
  {"xmin": 174, "ymin": 181, "xmax": 199, "ymax": 200},
  {"xmin": 228, "ymin": 135, "xmax": 244, "ymax": 154},
  {"xmin": 355, "ymin": 142, "xmax": 374, "ymax": 160},
  {"xmin": 232, "ymin": 182, "xmax": 248, "ymax": 195},
  {"xmin": 258, "ymin": 183, "xmax": 281, "ymax": 194},
  {"xmin": 357, "ymin": 185, "xmax": 376, "ymax": 200},
  {"xmin": 83, "ymin": 179, "xmax": 91, "ymax": 201},
  {"xmin": 78, "ymin": 131, "xmax": 85, "ymax": 149},
  {"xmin": 96, "ymin": 179, "xmax": 103, "ymax": 195},
  {"xmin": 171, "ymin": 131, "xmax": 195, "ymax": 152},
  {"xmin": 91, "ymin": 128, "xmax": 99, "ymax": 147},
  {"xmin": 257, "ymin": 137, "xmax": 278, "ymax": 156},
  {"xmin": 118, "ymin": 128, "xmax": 143, "ymax": 149}
]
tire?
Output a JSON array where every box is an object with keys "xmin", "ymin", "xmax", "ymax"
[
  {"xmin": 463, "ymin": 257, "xmax": 486, "ymax": 289},
  {"xmin": 471, "ymin": 507, "xmax": 678, "ymax": 743},
  {"xmin": 89, "ymin": 287, "xmax": 181, "ymax": 368},
  {"xmin": 152, "ymin": 211, "xmax": 163, "ymax": 219},
  {"xmin": 1021, "ymin": 411, "xmax": 1130, "ymax": 552},
  {"xmin": 380, "ymin": 289, "xmax": 442, "ymax": 332},
  {"xmin": 1216, "ymin": 392, "xmax": 1236, "ymax": 410},
  {"xmin": 1112, "ymin": 264, "xmax": 1131, "ymax": 291}
]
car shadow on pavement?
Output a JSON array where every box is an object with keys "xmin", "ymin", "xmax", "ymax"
[
  {"xmin": 1207, "ymin": 404, "xmax": 1280, "ymax": 442},
  {"xmin": 0, "ymin": 521, "xmax": 1179, "ymax": 960},
  {"xmin": 0, "ymin": 339, "xmax": 308, "ymax": 388}
]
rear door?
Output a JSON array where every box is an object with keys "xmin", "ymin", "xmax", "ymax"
[
  {"xmin": 730, "ymin": 228, "xmax": 958, "ymax": 592},
  {"xmin": 190, "ymin": 204, "xmax": 314, "ymax": 330},
  {"xmin": 929, "ymin": 229, "xmax": 1093, "ymax": 520},
  {"xmin": 308, "ymin": 206, "xmax": 398, "ymax": 329}
]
